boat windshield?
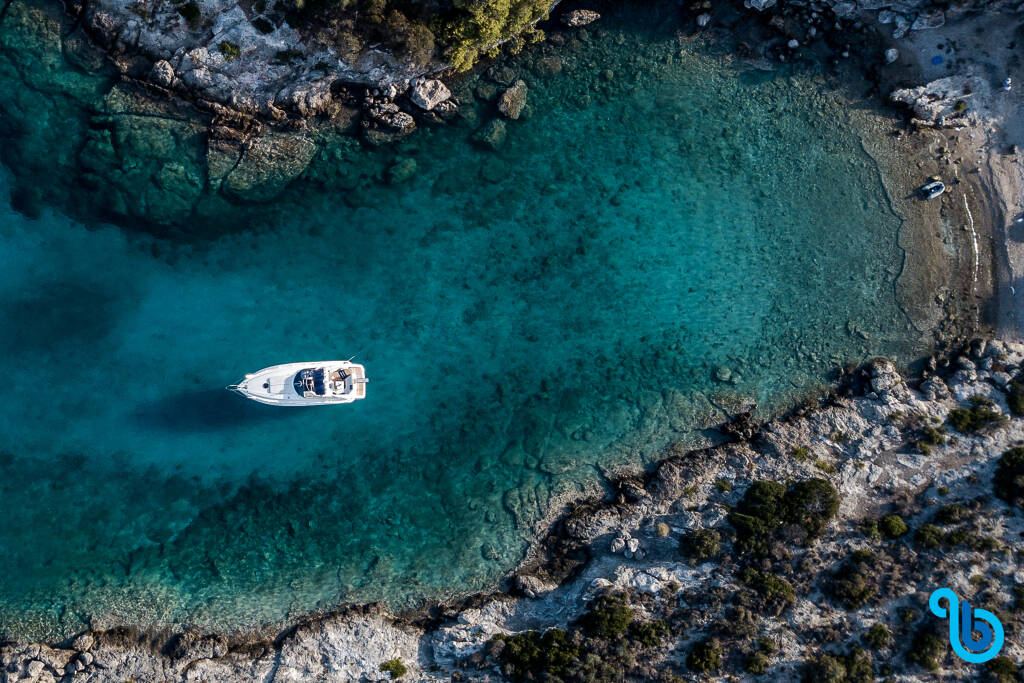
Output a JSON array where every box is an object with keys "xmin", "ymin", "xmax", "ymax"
[{"xmin": 293, "ymin": 368, "xmax": 327, "ymax": 396}]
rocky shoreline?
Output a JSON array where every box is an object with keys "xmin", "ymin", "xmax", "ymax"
[
  {"xmin": 4, "ymin": 340, "xmax": 1024, "ymax": 680},
  {"xmin": 5, "ymin": 0, "xmax": 1023, "ymax": 232}
]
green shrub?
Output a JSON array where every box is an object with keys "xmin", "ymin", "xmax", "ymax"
[
  {"xmin": 945, "ymin": 527, "xmax": 970, "ymax": 546},
  {"xmin": 995, "ymin": 447, "xmax": 1024, "ymax": 508},
  {"xmin": 628, "ymin": 619, "xmax": 670, "ymax": 647},
  {"xmin": 714, "ymin": 478, "xmax": 732, "ymax": 492},
  {"xmin": 440, "ymin": 0, "xmax": 553, "ymax": 71},
  {"xmin": 907, "ymin": 629, "xmax": 945, "ymax": 671},
  {"xmin": 379, "ymin": 658, "xmax": 407, "ymax": 679},
  {"xmin": 815, "ymin": 458, "xmax": 837, "ymax": 474},
  {"xmin": 177, "ymin": 1, "xmax": 201, "ymax": 29},
  {"xmin": 801, "ymin": 654, "xmax": 847, "ymax": 683},
  {"xmin": 740, "ymin": 568, "xmax": 796, "ymax": 616},
  {"xmin": 576, "ymin": 594, "xmax": 633, "ymax": 638},
  {"xmin": 494, "ymin": 629, "xmax": 578, "ymax": 681},
  {"xmin": 879, "ymin": 514, "xmax": 909, "ymax": 539},
  {"xmin": 914, "ymin": 523, "xmax": 943, "ymax": 549},
  {"xmin": 729, "ymin": 478, "xmax": 839, "ymax": 555},
  {"xmin": 1006, "ymin": 380, "xmax": 1024, "ymax": 416},
  {"xmin": 802, "ymin": 649, "xmax": 873, "ymax": 682},
  {"xmin": 844, "ymin": 648, "xmax": 873, "ymax": 682},
  {"xmin": 861, "ymin": 519, "xmax": 881, "ymax": 540},
  {"xmin": 935, "ymin": 503, "xmax": 968, "ymax": 524},
  {"xmin": 921, "ymin": 425, "xmax": 946, "ymax": 444},
  {"xmin": 680, "ymin": 528, "xmax": 720, "ymax": 563},
  {"xmin": 863, "ymin": 623, "xmax": 892, "ymax": 649},
  {"xmin": 745, "ymin": 651, "xmax": 770, "ymax": 675},
  {"xmin": 985, "ymin": 656, "xmax": 1020, "ymax": 683},
  {"xmin": 829, "ymin": 551, "xmax": 876, "ymax": 609},
  {"xmin": 948, "ymin": 398, "xmax": 1005, "ymax": 433},
  {"xmin": 218, "ymin": 41, "xmax": 241, "ymax": 61},
  {"xmin": 783, "ymin": 478, "xmax": 841, "ymax": 538},
  {"xmin": 686, "ymin": 639, "xmax": 722, "ymax": 672}
]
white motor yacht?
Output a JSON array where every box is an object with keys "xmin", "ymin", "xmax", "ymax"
[{"xmin": 228, "ymin": 361, "xmax": 368, "ymax": 405}]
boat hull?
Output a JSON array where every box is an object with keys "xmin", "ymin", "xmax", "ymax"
[{"xmin": 228, "ymin": 361, "xmax": 367, "ymax": 406}]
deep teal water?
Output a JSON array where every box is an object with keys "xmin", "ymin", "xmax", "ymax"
[{"xmin": 0, "ymin": 6, "xmax": 924, "ymax": 639}]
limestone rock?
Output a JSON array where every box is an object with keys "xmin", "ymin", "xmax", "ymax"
[
  {"xmin": 410, "ymin": 78, "xmax": 451, "ymax": 111},
  {"xmin": 222, "ymin": 133, "xmax": 317, "ymax": 201},
  {"xmin": 361, "ymin": 102, "xmax": 416, "ymax": 145},
  {"xmin": 497, "ymin": 80, "xmax": 528, "ymax": 120},
  {"xmin": 473, "ymin": 119, "xmax": 507, "ymax": 151},
  {"xmin": 891, "ymin": 75, "xmax": 990, "ymax": 126},
  {"xmin": 150, "ymin": 59, "xmax": 175, "ymax": 88},
  {"xmin": 387, "ymin": 158, "xmax": 417, "ymax": 184},
  {"xmin": 911, "ymin": 9, "xmax": 944, "ymax": 30},
  {"xmin": 512, "ymin": 574, "xmax": 555, "ymax": 599},
  {"xmin": 562, "ymin": 9, "xmax": 600, "ymax": 27}
]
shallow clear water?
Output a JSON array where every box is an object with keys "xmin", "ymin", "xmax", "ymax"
[{"xmin": 0, "ymin": 4, "xmax": 924, "ymax": 639}]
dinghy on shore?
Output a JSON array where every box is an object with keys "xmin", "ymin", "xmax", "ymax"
[{"xmin": 228, "ymin": 361, "xmax": 368, "ymax": 405}]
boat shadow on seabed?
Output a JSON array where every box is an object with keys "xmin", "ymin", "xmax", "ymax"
[{"xmin": 132, "ymin": 388, "xmax": 299, "ymax": 433}]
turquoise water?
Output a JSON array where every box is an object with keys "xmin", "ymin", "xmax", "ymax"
[{"xmin": 0, "ymin": 3, "xmax": 924, "ymax": 640}]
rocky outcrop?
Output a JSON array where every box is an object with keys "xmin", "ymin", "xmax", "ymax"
[
  {"xmin": 82, "ymin": 0, "xmax": 426, "ymax": 122},
  {"xmin": 410, "ymin": 78, "xmax": 452, "ymax": 111},
  {"xmin": 221, "ymin": 132, "xmax": 317, "ymax": 201},
  {"xmin": 562, "ymin": 9, "xmax": 600, "ymax": 27},
  {"xmin": 891, "ymin": 75, "xmax": 991, "ymax": 127},
  {"xmin": 361, "ymin": 101, "xmax": 417, "ymax": 146}
]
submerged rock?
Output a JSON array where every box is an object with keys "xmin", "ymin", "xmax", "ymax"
[
  {"xmin": 222, "ymin": 132, "xmax": 317, "ymax": 201},
  {"xmin": 497, "ymin": 80, "xmax": 528, "ymax": 120},
  {"xmin": 472, "ymin": 119, "xmax": 507, "ymax": 150},
  {"xmin": 387, "ymin": 158, "xmax": 417, "ymax": 184}
]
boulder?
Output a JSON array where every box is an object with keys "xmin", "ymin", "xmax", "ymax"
[
  {"xmin": 884, "ymin": 48, "xmax": 899, "ymax": 64},
  {"xmin": 911, "ymin": 9, "xmax": 944, "ymax": 30},
  {"xmin": 497, "ymin": 80, "xmax": 528, "ymax": 120},
  {"xmin": 387, "ymin": 158, "xmax": 417, "ymax": 184},
  {"xmin": 744, "ymin": 0, "xmax": 776, "ymax": 10},
  {"xmin": 222, "ymin": 132, "xmax": 317, "ymax": 201},
  {"xmin": 890, "ymin": 75, "xmax": 989, "ymax": 126},
  {"xmin": 150, "ymin": 59, "xmax": 175, "ymax": 87},
  {"xmin": 512, "ymin": 574, "xmax": 555, "ymax": 599},
  {"xmin": 562, "ymin": 9, "xmax": 600, "ymax": 27},
  {"xmin": 361, "ymin": 102, "xmax": 416, "ymax": 145},
  {"xmin": 472, "ymin": 119, "xmax": 507, "ymax": 150},
  {"xmin": 410, "ymin": 78, "xmax": 451, "ymax": 111}
]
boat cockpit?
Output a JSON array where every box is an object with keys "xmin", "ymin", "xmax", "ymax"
[{"xmin": 293, "ymin": 367, "xmax": 355, "ymax": 399}]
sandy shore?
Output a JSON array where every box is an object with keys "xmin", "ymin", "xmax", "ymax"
[{"xmin": 878, "ymin": 9, "xmax": 1024, "ymax": 339}]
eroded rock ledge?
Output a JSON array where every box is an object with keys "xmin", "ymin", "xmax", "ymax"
[{"xmin": 3, "ymin": 339, "xmax": 1024, "ymax": 681}]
